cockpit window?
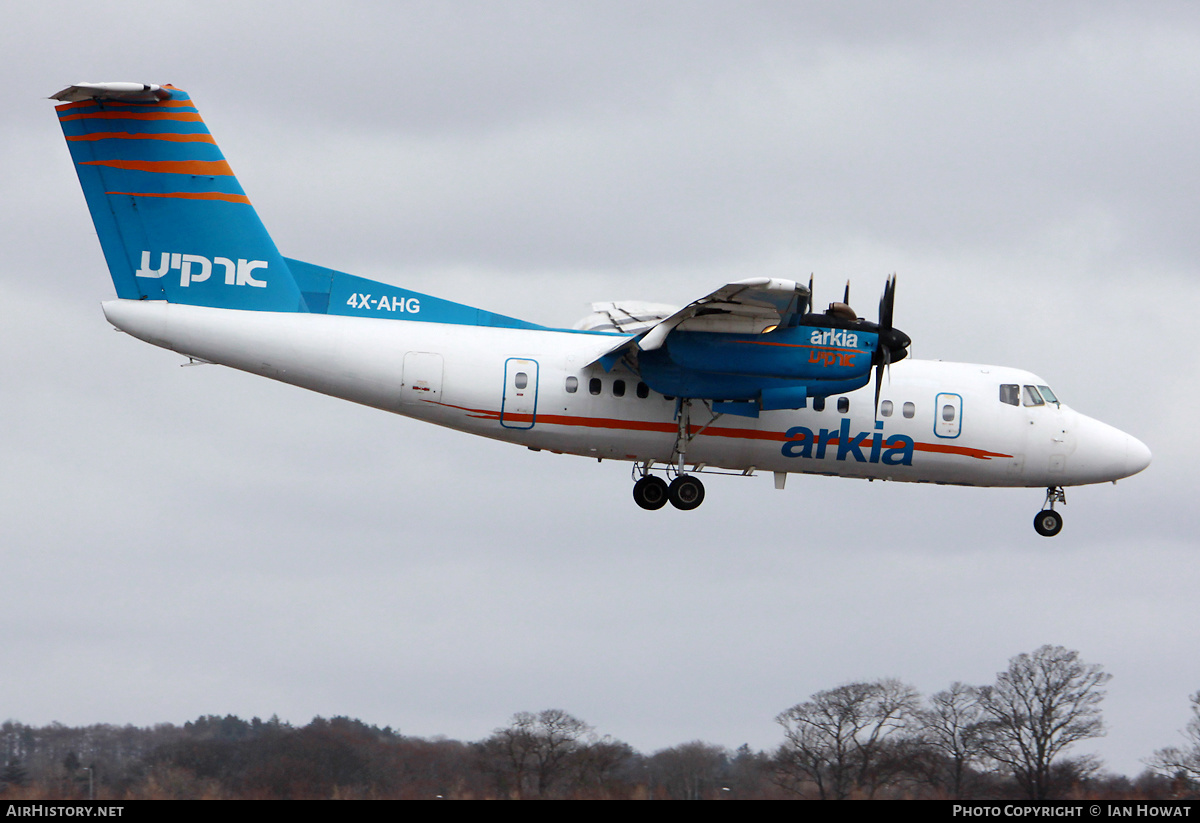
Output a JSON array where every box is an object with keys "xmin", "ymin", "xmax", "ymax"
[
  {"xmin": 1023, "ymin": 385, "xmax": 1044, "ymax": 406},
  {"xmin": 1000, "ymin": 384, "xmax": 1019, "ymax": 406},
  {"xmin": 1038, "ymin": 385, "xmax": 1059, "ymax": 405}
]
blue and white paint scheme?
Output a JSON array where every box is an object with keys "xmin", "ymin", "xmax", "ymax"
[{"xmin": 52, "ymin": 82, "xmax": 1151, "ymax": 536}]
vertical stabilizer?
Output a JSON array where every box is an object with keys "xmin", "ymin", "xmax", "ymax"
[{"xmin": 53, "ymin": 83, "xmax": 304, "ymax": 312}]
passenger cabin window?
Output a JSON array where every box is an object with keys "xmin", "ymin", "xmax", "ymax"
[
  {"xmin": 813, "ymin": 396, "xmax": 826, "ymax": 412},
  {"xmin": 514, "ymin": 372, "xmax": 528, "ymax": 390},
  {"xmin": 902, "ymin": 401, "xmax": 915, "ymax": 419},
  {"xmin": 636, "ymin": 381, "xmax": 650, "ymax": 399},
  {"xmin": 837, "ymin": 397, "xmax": 849, "ymax": 414},
  {"xmin": 1000, "ymin": 384, "xmax": 1019, "ymax": 406},
  {"xmin": 1023, "ymin": 385, "xmax": 1044, "ymax": 407},
  {"xmin": 880, "ymin": 400, "xmax": 893, "ymax": 417},
  {"xmin": 589, "ymin": 378, "xmax": 602, "ymax": 395},
  {"xmin": 613, "ymin": 379, "xmax": 626, "ymax": 397},
  {"xmin": 565, "ymin": 376, "xmax": 578, "ymax": 393},
  {"xmin": 942, "ymin": 404, "xmax": 956, "ymax": 422}
]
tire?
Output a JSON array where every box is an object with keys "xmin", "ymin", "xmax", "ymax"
[
  {"xmin": 633, "ymin": 475, "xmax": 669, "ymax": 510},
  {"xmin": 668, "ymin": 475, "xmax": 705, "ymax": 511},
  {"xmin": 1033, "ymin": 509, "xmax": 1063, "ymax": 537}
]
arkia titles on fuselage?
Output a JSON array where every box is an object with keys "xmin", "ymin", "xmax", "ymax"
[{"xmin": 52, "ymin": 82, "xmax": 1150, "ymax": 536}]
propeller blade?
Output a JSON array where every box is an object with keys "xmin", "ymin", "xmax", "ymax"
[
  {"xmin": 878, "ymin": 273, "xmax": 896, "ymax": 331},
  {"xmin": 873, "ymin": 345, "xmax": 891, "ymax": 417},
  {"xmin": 843, "ymin": 280, "xmax": 851, "ymax": 306}
]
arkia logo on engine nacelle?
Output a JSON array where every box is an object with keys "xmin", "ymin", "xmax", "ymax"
[
  {"xmin": 135, "ymin": 251, "xmax": 268, "ymax": 288},
  {"xmin": 809, "ymin": 328, "xmax": 861, "ymax": 348}
]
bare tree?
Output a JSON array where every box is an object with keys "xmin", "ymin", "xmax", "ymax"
[
  {"xmin": 918, "ymin": 682, "xmax": 987, "ymax": 798},
  {"xmin": 484, "ymin": 709, "xmax": 593, "ymax": 798},
  {"xmin": 569, "ymin": 735, "xmax": 639, "ymax": 799},
  {"xmin": 647, "ymin": 741, "xmax": 729, "ymax": 800},
  {"xmin": 775, "ymin": 678, "xmax": 921, "ymax": 799},
  {"xmin": 975, "ymin": 645, "xmax": 1111, "ymax": 800},
  {"xmin": 1147, "ymin": 691, "xmax": 1200, "ymax": 795}
]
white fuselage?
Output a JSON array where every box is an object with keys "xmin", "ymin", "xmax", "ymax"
[{"xmin": 102, "ymin": 300, "xmax": 1151, "ymax": 490}]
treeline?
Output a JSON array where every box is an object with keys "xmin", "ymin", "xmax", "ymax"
[{"xmin": 2, "ymin": 645, "xmax": 1198, "ymax": 800}]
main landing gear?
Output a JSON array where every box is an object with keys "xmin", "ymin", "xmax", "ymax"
[
  {"xmin": 1034, "ymin": 486, "xmax": 1066, "ymax": 537},
  {"xmin": 632, "ymin": 469, "xmax": 706, "ymax": 511},
  {"xmin": 632, "ymin": 396, "xmax": 711, "ymax": 511}
]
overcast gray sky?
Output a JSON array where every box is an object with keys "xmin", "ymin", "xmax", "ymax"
[{"xmin": 2, "ymin": 1, "xmax": 1197, "ymax": 778}]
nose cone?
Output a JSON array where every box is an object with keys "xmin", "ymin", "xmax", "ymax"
[
  {"xmin": 1123, "ymin": 433, "xmax": 1152, "ymax": 478},
  {"xmin": 1071, "ymin": 413, "xmax": 1151, "ymax": 483}
]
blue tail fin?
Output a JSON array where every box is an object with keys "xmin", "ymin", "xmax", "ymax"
[{"xmin": 53, "ymin": 83, "xmax": 304, "ymax": 312}]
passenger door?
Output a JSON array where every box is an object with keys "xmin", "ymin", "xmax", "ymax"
[{"xmin": 500, "ymin": 358, "xmax": 539, "ymax": 429}]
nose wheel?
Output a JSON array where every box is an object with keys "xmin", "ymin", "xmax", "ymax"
[{"xmin": 1034, "ymin": 486, "xmax": 1066, "ymax": 537}]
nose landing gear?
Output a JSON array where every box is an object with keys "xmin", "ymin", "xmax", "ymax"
[{"xmin": 1034, "ymin": 486, "xmax": 1066, "ymax": 537}]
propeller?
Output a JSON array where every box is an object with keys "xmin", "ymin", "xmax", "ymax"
[{"xmin": 872, "ymin": 274, "xmax": 910, "ymax": 416}]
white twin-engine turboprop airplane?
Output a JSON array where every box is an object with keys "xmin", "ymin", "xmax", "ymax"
[{"xmin": 53, "ymin": 82, "xmax": 1151, "ymax": 536}]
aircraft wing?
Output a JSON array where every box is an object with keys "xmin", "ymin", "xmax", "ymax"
[
  {"xmin": 637, "ymin": 277, "xmax": 810, "ymax": 350},
  {"xmin": 586, "ymin": 277, "xmax": 810, "ymax": 368}
]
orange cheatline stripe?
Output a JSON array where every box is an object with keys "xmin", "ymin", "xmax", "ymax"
[
  {"xmin": 739, "ymin": 341, "xmax": 863, "ymax": 353},
  {"xmin": 435, "ymin": 401, "xmax": 1013, "ymax": 459},
  {"xmin": 105, "ymin": 191, "xmax": 251, "ymax": 205},
  {"xmin": 913, "ymin": 441, "xmax": 1011, "ymax": 460},
  {"xmin": 81, "ymin": 159, "xmax": 233, "ymax": 176},
  {"xmin": 66, "ymin": 131, "xmax": 215, "ymax": 144},
  {"xmin": 58, "ymin": 111, "xmax": 203, "ymax": 123}
]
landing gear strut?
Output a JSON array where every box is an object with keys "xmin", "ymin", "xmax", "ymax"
[
  {"xmin": 1034, "ymin": 486, "xmax": 1066, "ymax": 537},
  {"xmin": 631, "ymin": 398, "xmax": 715, "ymax": 511}
]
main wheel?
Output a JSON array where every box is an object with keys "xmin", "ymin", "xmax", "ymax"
[
  {"xmin": 668, "ymin": 475, "xmax": 705, "ymax": 511},
  {"xmin": 1033, "ymin": 509, "xmax": 1063, "ymax": 537},
  {"xmin": 633, "ymin": 475, "xmax": 669, "ymax": 510}
]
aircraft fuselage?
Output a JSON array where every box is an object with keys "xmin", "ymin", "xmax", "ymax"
[{"xmin": 103, "ymin": 300, "xmax": 1149, "ymax": 492}]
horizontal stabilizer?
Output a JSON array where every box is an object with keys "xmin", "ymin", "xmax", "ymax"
[{"xmin": 51, "ymin": 82, "xmax": 172, "ymax": 103}]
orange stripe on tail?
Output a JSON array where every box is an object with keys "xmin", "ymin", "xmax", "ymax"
[
  {"xmin": 82, "ymin": 159, "xmax": 233, "ymax": 176},
  {"xmin": 67, "ymin": 132, "xmax": 216, "ymax": 144},
  {"xmin": 105, "ymin": 190, "xmax": 251, "ymax": 205}
]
